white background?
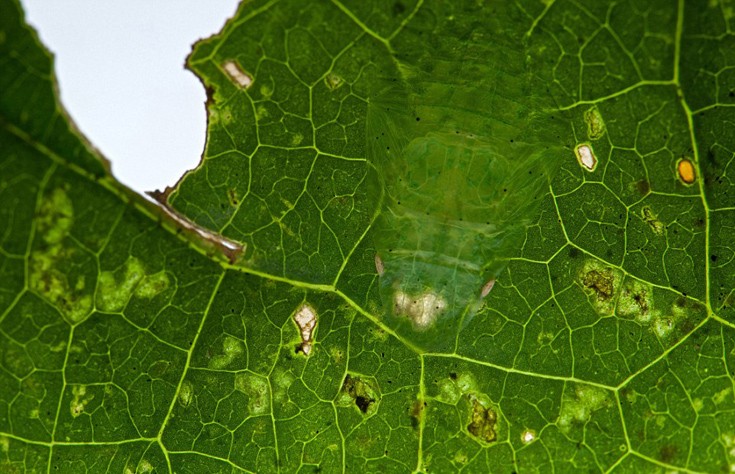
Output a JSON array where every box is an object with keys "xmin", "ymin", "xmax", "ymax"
[{"xmin": 21, "ymin": 0, "xmax": 241, "ymax": 196}]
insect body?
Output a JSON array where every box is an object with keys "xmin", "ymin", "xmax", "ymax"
[{"xmin": 366, "ymin": 18, "xmax": 563, "ymax": 351}]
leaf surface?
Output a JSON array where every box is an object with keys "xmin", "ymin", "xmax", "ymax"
[{"xmin": 2, "ymin": 0, "xmax": 735, "ymax": 472}]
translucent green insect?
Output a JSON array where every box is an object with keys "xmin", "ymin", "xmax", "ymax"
[{"xmin": 367, "ymin": 43, "xmax": 562, "ymax": 352}]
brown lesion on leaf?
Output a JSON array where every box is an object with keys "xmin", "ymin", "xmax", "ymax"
[
  {"xmin": 338, "ymin": 374, "xmax": 379, "ymax": 416},
  {"xmin": 633, "ymin": 179, "xmax": 650, "ymax": 196},
  {"xmin": 409, "ymin": 399, "xmax": 426, "ymax": 430},
  {"xmin": 466, "ymin": 395, "xmax": 498, "ymax": 444},
  {"xmin": 579, "ymin": 260, "xmax": 622, "ymax": 315},
  {"xmin": 227, "ymin": 188, "xmax": 240, "ymax": 207},
  {"xmin": 583, "ymin": 269, "xmax": 615, "ymax": 301},
  {"xmin": 659, "ymin": 444, "xmax": 678, "ymax": 463}
]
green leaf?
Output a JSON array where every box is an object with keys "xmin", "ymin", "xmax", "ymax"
[{"xmin": 2, "ymin": 0, "xmax": 735, "ymax": 472}]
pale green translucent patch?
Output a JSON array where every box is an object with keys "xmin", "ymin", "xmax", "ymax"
[
  {"xmin": 557, "ymin": 384, "xmax": 610, "ymax": 433},
  {"xmin": 220, "ymin": 107, "xmax": 233, "ymax": 124},
  {"xmin": 623, "ymin": 389, "xmax": 638, "ymax": 403},
  {"xmin": 452, "ymin": 452, "xmax": 469, "ymax": 466},
  {"xmin": 259, "ymin": 84, "xmax": 273, "ymax": 98},
  {"xmin": 0, "ymin": 436, "xmax": 8, "ymax": 453},
  {"xmin": 272, "ymin": 368, "xmax": 294, "ymax": 405},
  {"xmin": 536, "ymin": 331, "xmax": 554, "ymax": 345},
  {"xmin": 178, "ymin": 380, "xmax": 193, "ymax": 408},
  {"xmin": 641, "ymin": 206, "xmax": 665, "ymax": 236},
  {"xmin": 256, "ymin": 105, "xmax": 269, "ymax": 120},
  {"xmin": 235, "ymin": 372, "xmax": 271, "ymax": 415},
  {"xmin": 616, "ymin": 277, "xmax": 654, "ymax": 323},
  {"xmin": 325, "ymin": 72, "xmax": 343, "ymax": 90},
  {"xmin": 136, "ymin": 460, "xmax": 154, "ymax": 473},
  {"xmin": 712, "ymin": 387, "xmax": 732, "ymax": 405},
  {"xmin": 70, "ymin": 385, "xmax": 93, "ymax": 418},
  {"xmin": 329, "ymin": 347, "xmax": 345, "ymax": 363},
  {"xmin": 291, "ymin": 133, "xmax": 304, "ymax": 146},
  {"xmin": 652, "ymin": 316, "xmax": 675, "ymax": 339},
  {"xmin": 336, "ymin": 374, "xmax": 380, "ymax": 416},
  {"xmin": 436, "ymin": 374, "xmax": 463, "ymax": 405},
  {"xmin": 369, "ymin": 327, "xmax": 389, "ymax": 343},
  {"xmin": 455, "ymin": 372, "xmax": 478, "ymax": 394},
  {"xmin": 722, "ymin": 433, "xmax": 735, "ymax": 454},
  {"xmin": 96, "ymin": 256, "xmax": 146, "ymax": 312},
  {"xmin": 617, "ymin": 279, "xmax": 691, "ymax": 339},
  {"xmin": 432, "ymin": 371, "xmax": 479, "ymax": 405},
  {"xmin": 578, "ymin": 259, "xmax": 623, "ymax": 316},
  {"xmin": 584, "ymin": 107, "xmax": 606, "ymax": 140},
  {"xmin": 30, "ymin": 187, "xmax": 93, "ymax": 324},
  {"xmin": 208, "ymin": 335, "xmax": 243, "ymax": 370},
  {"xmin": 42, "ymin": 188, "xmax": 73, "ymax": 244},
  {"xmin": 646, "ymin": 296, "xmax": 694, "ymax": 340},
  {"xmin": 134, "ymin": 271, "xmax": 170, "ymax": 299}
]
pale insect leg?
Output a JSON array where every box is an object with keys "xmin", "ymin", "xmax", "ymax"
[
  {"xmin": 481, "ymin": 279, "xmax": 496, "ymax": 298},
  {"xmin": 374, "ymin": 254, "xmax": 385, "ymax": 276}
]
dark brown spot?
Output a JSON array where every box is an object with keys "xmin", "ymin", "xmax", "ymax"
[
  {"xmin": 342, "ymin": 375, "xmax": 378, "ymax": 415},
  {"xmin": 634, "ymin": 179, "xmax": 650, "ymax": 195},
  {"xmin": 409, "ymin": 399, "xmax": 424, "ymax": 430},
  {"xmin": 659, "ymin": 444, "xmax": 677, "ymax": 463}
]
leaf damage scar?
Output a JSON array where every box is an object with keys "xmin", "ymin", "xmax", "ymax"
[
  {"xmin": 222, "ymin": 60, "xmax": 253, "ymax": 89},
  {"xmin": 293, "ymin": 303, "xmax": 317, "ymax": 355},
  {"xmin": 147, "ymin": 189, "xmax": 244, "ymax": 263},
  {"xmin": 574, "ymin": 143, "xmax": 597, "ymax": 172}
]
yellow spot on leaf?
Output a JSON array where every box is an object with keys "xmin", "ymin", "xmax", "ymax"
[{"xmin": 677, "ymin": 158, "xmax": 696, "ymax": 184}]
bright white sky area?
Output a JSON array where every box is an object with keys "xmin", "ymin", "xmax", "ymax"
[{"xmin": 21, "ymin": 0, "xmax": 241, "ymax": 196}]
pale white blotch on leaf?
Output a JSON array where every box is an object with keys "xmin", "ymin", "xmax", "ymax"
[
  {"xmin": 575, "ymin": 143, "xmax": 597, "ymax": 171},
  {"xmin": 521, "ymin": 429, "xmax": 536, "ymax": 444},
  {"xmin": 222, "ymin": 60, "xmax": 253, "ymax": 88},
  {"xmin": 293, "ymin": 303, "xmax": 317, "ymax": 355},
  {"xmin": 393, "ymin": 290, "xmax": 447, "ymax": 330}
]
